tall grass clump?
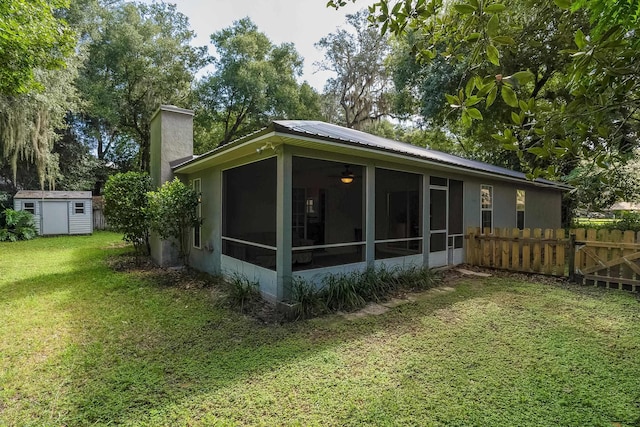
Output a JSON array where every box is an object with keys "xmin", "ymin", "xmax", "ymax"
[
  {"xmin": 320, "ymin": 273, "xmax": 366, "ymax": 311},
  {"xmin": 318, "ymin": 265, "xmax": 443, "ymax": 313},
  {"xmin": 226, "ymin": 273, "xmax": 260, "ymax": 312},
  {"xmin": 395, "ymin": 265, "xmax": 442, "ymax": 290},
  {"xmin": 356, "ymin": 265, "xmax": 400, "ymax": 301},
  {"xmin": 289, "ymin": 277, "xmax": 323, "ymax": 319}
]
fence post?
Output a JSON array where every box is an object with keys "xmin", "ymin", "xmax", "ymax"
[{"xmin": 568, "ymin": 233, "xmax": 576, "ymax": 282}]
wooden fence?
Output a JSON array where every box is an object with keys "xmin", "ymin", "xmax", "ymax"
[
  {"xmin": 465, "ymin": 227, "xmax": 640, "ymax": 292},
  {"xmin": 92, "ymin": 196, "xmax": 109, "ymax": 231},
  {"xmin": 466, "ymin": 227, "xmax": 568, "ymax": 276},
  {"xmin": 572, "ymin": 228, "xmax": 640, "ymax": 292}
]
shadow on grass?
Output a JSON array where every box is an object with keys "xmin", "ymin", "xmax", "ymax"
[
  {"xmin": 18, "ymin": 244, "xmax": 636, "ymax": 425},
  {"xmin": 1, "ymin": 242, "xmax": 506, "ymax": 425}
]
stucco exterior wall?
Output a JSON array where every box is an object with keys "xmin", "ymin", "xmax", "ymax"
[
  {"xmin": 168, "ymin": 134, "xmax": 567, "ymax": 302},
  {"xmin": 149, "ymin": 105, "xmax": 194, "ymax": 266},
  {"xmin": 461, "ymin": 177, "xmax": 562, "ymax": 231},
  {"xmin": 182, "ymin": 168, "xmax": 221, "ymax": 276}
]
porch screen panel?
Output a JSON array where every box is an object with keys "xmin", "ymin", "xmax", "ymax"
[
  {"xmin": 222, "ymin": 158, "xmax": 277, "ymax": 269},
  {"xmin": 375, "ymin": 168, "xmax": 423, "ymax": 260},
  {"xmin": 291, "ymin": 156, "xmax": 365, "ymax": 271},
  {"xmin": 430, "ymin": 188, "xmax": 447, "ymax": 252},
  {"xmin": 448, "ymin": 179, "xmax": 464, "ymax": 249}
]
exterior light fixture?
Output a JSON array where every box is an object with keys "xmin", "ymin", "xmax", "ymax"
[{"xmin": 340, "ymin": 165, "xmax": 355, "ymax": 184}]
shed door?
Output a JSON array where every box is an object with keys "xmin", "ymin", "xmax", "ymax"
[{"xmin": 42, "ymin": 202, "xmax": 69, "ymax": 235}]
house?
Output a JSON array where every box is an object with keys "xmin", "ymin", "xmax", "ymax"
[
  {"xmin": 607, "ymin": 202, "xmax": 640, "ymax": 217},
  {"xmin": 150, "ymin": 105, "xmax": 570, "ymax": 303},
  {"xmin": 13, "ymin": 191, "xmax": 93, "ymax": 235}
]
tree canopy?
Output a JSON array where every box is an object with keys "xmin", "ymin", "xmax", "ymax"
[
  {"xmin": 0, "ymin": 0, "xmax": 75, "ymax": 95},
  {"xmin": 316, "ymin": 10, "xmax": 393, "ymax": 130},
  {"xmin": 77, "ymin": 1, "xmax": 206, "ymax": 173},
  {"xmin": 329, "ymin": 0, "xmax": 640, "ymax": 210},
  {"xmin": 193, "ymin": 18, "xmax": 323, "ymax": 151}
]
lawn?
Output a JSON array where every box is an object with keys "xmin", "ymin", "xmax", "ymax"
[{"xmin": 1, "ymin": 233, "xmax": 639, "ymax": 426}]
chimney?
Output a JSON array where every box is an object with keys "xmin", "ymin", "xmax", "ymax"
[{"xmin": 149, "ymin": 105, "xmax": 194, "ymax": 266}]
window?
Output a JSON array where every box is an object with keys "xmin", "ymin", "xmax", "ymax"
[
  {"xmin": 516, "ymin": 189, "xmax": 525, "ymax": 229},
  {"xmin": 74, "ymin": 202, "xmax": 85, "ymax": 214},
  {"xmin": 481, "ymin": 185, "xmax": 493, "ymax": 231},
  {"xmin": 23, "ymin": 202, "xmax": 35, "ymax": 214},
  {"xmin": 192, "ymin": 178, "xmax": 202, "ymax": 249}
]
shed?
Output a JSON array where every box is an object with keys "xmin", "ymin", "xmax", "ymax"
[
  {"xmin": 13, "ymin": 191, "xmax": 93, "ymax": 235},
  {"xmin": 150, "ymin": 105, "xmax": 571, "ymax": 303}
]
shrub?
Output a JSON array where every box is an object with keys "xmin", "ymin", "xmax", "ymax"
[
  {"xmin": 226, "ymin": 274, "xmax": 260, "ymax": 312},
  {"xmin": 0, "ymin": 191, "xmax": 10, "ymax": 210},
  {"xmin": 615, "ymin": 212, "xmax": 640, "ymax": 232},
  {"xmin": 572, "ymin": 212, "xmax": 640, "ymax": 232},
  {"xmin": 103, "ymin": 172, "xmax": 152, "ymax": 254},
  {"xmin": 0, "ymin": 209, "xmax": 37, "ymax": 242},
  {"xmin": 147, "ymin": 178, "xmax": 200, "ymax": 265}
]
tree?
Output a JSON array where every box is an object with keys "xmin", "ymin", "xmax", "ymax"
[
  {"xmin": 330, "ymin": 0, "xmax": 640, "ymax": 217},
  {"xmin": 147, "ymin": 178, "xmax": 200, "ymax": 265},
  {"xmin": 103, "ymin": 171, "xmax": 152, "ymax": 254},
  {"xmin": 367, "ymin": 0, "xmax": 637, "ymax": 168},
  {"xmin": 77, "ymin": 1, "xmax": 206, "ymax": 173},
  {"xmin": 0, "ymin": 60, "xmax": 81, "ymax": 190},
  {"xmin": 0, "ymin": 0, "xmax": 81, "ymax": 190},
  {"xmin": 0, "ymin": 0, "xmax": 75, "ymax": 95},
  {"xmin": 316, "ymin": 10, "xmax": 393, "ymax": 129},
  {"xmin": 193, "ymin": 18, "xmax": 323, "ymax": 150}
]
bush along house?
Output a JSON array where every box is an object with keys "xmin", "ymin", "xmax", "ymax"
[{"xmin": 150, "ymin": 105, "xmax": 570, "ymax": 303}]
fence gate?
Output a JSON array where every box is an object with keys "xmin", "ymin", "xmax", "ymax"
[{"xmin": 573, "ymin": 229, "xmax": 640, "ymax": 292}]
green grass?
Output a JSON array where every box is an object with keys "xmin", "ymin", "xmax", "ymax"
[{"xmin": 1, "ymin": 233, "xmax": 640, "ymax": 426}]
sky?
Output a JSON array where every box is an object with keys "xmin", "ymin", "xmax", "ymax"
[{"xmin": 146, "ymin": 0, "xmax": 366, "ymax": 91}]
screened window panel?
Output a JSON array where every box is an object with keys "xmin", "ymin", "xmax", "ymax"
[
  {"xmin": 430, "ymin": 189, "xmax": 447, "ymax": 231},
  {"xmin": 430, "ymin": 176, "xmax": 447, "ymax": 187},
  {"xmin": 430, "ymin": 232, "xmax": 447, "ymax": 252},
  {"xmin": 292, "ymin": 157, "xmax": 363, "ymax": 246},
  {"xmin": 223, "ymin": 158, "xmax": 277, "ymax": 247},
  {"xmin": 448, "ymin": 179, "xmax": 463, "ymax": 235},
  {"xmin": 375, "ymin": 168, "xmax": 422, "ymax": 240}
]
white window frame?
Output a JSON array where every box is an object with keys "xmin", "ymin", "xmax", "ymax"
[
  {"xmin": 192, "ymin": 178, "xmax": 202, "ymax": 249},
  {"xmin": 23, "ymin": 202, "xmax": 35, "ymax": 214},
  {"xmin": 480, "ymin": 185, "xmax": 493, "ymax": 232},
  {"xmin": 74, "ymin": 202, "xmax": 85, "ymax": 215},
  {"xmin": 516, "ymin": 189, "xmax": 525, "ymax": 229}
]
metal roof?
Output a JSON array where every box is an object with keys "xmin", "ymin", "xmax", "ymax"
[
  {"xmin": 273, "ymin": 121, "xmax": 570, "ymax": 190},
  {"xmin": 14, "ymin": 190, "xmax": 93, "ymax": 199},
  {"xmin": 175, "ymin": 120, "xmax": 571, "ymax": 191}
]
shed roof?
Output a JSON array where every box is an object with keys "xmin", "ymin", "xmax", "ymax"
[
  {"xmin": 14, "ymin": 190, "xmax": 92, "ymax": 199},
  {"xmin": 174, "ymin": 120, "xmax": 572, "ymax": 191}
]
